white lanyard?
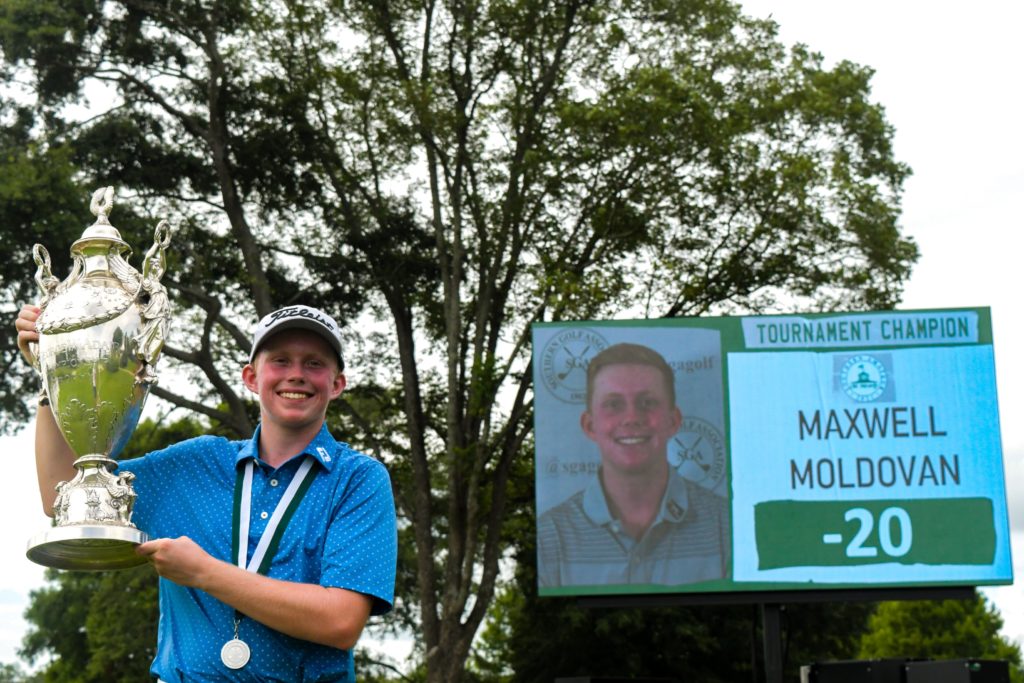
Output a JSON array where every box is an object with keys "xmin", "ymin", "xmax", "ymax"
[{"xmin": 235, "ymin": 456, "xmax": 316, "ymax": 572}]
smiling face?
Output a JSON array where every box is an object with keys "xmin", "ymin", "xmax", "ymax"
[
  {"xmin": 581, "ymin": 363, "xmax": 682, "ymax": 479},
  {"xmin": 242, "ymin": 329, "xmax": 346, "ymax": 439}
]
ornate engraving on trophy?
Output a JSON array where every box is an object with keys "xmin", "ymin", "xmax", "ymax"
[
  {"xmin": 54, "ymin": 482, "xmax": 71, "ymax": 525},
  {"xmin": 25, "ymin": 186, "xmax": 172, "ymax": 570},
  {"xmin": 76, "ymin": 471, "xmax": 136, "ymax": 525},
  {"xmin": 60, "ymin": 397, "xmax": 117, "ymax": 436}
]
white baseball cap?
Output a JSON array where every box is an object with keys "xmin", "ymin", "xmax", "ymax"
[{"xmin": 250, "ymin": 305, "xmax": 344, "ymax": 370}]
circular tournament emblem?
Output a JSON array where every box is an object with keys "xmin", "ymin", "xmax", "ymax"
[
  {"xmin": 539, "ymin": 328, "xmax": 609, "ymax": 403},
  {"xmin": 669, "ymin": 417, "xmax": 726, "ymax": 491},
  {"xmin": 841, "ymin": 354, "xmax": 887, "ymax": 402}
]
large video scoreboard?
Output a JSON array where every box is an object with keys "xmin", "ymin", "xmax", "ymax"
[{"xmin": 533, "ymin": 308, "xmax": 1013, "ymax": 597}]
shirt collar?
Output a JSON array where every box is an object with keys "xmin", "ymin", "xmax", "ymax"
[
  {"xmin": 582, "ymin": 472, "xmax": 614, "ymax": 525},
  {"xmin": 235, "ymin": 422, "xmax": 340, "ymax": 472},
  {"xmin": 582, "ymin": 467, "xmax": 692, "ymax": 527}
]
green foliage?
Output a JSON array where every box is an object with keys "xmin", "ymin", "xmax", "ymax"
[
  {"xmin": 0, "ymin": 660, "xmax": 41, "ymax": 682},
  {"xmin": 859, "ymin": 592, "xmax": 1024, "ymax": 682},
  {"xmin": 0, "ymin": 98, "xmax": 91, "ymax": 434},
  {"xmin": 19, "ymin": 566, "xmax": 158, "ymax": 683},
  {"xmin": 1, "ymin": 1, "xmax": 922, "ymax": 680},
  {"xmin": 0, "ymin": 0, "xmax": 100, "ymax": 101}
]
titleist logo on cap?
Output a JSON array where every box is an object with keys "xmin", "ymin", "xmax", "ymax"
[{"xmin": 266, "ymin": 306, "xmax": 336, "ymax": 331}]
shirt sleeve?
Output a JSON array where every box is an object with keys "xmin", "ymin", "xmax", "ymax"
[
  {"xmin": 319, "ymin": 457, "xmax": 397, "ymax": 616},
  {"xmin": 114, "ymin": 436, "xmax": 233, "ymax": 542}
]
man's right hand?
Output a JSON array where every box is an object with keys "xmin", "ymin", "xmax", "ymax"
[{"xmin": 14, "ymin": 304, "xmax": 41, "ymax": 367}]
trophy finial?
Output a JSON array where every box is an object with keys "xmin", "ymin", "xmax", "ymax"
[
  {"xmin": 75, "ymin": 186, "xmax": 127, "ymax": 251},
  {"xmin": 90, "ymin": 187, "xmax": 115, "ymax": 225}
]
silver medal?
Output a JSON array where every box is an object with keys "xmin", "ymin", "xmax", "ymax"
[{"xmin": 221, "ymin": 638, "xmax": 251, "ymax": 669}]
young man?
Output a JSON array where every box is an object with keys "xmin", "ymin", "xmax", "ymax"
[
  {"xmin": 16, "ymin": 303, "xmax": 397, "ymax": 681},
  {"xmin": 536, "ymin": 342, "xmax": 729, "ymax": 588}
]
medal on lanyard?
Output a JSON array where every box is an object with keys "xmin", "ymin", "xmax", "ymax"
[
  {"xmin": 222, "ymin": 456, "xmax": 317, "ymax": 669},
  {"xmin": 220, "ymin": 615, "xmax": 251, "ymax": 669}
]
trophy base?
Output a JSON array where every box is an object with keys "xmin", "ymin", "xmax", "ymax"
[{"xmin": 27, "ymin": 525, "xmax": 150, "ymax": 571}]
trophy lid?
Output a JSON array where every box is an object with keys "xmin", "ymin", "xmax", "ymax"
[{"xmin": 71, "ymin": 186, "xmax": 131, "ymax": 255}]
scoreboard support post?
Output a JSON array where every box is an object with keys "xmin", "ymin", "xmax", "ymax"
[{"xmin": 762, "ymin": 603, "xmax": 783, "ymax": 683}]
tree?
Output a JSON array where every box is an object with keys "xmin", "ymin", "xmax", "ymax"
[
  {"xmin": 0, "ymin": 94, "xmax": 91, "ymax": 433},
  {"xmin": 0, "ymin": 661, "xmax": 41, "ymax": 683},
  {"xmin": 1, "ymin": 1, "xmax": 917, "ymax": 680},
  {"xmin": 859, "ymin": 592, "xmax": 1024, "ymax": 683},
  {"xmin": 20, "ymin": 566, "xmax": 159, "ymax": 683}
]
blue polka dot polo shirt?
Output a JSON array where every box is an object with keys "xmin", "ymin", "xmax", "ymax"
[{"xmin": 118, "ymin": 423, "xmax": 397, "ymax": 682}]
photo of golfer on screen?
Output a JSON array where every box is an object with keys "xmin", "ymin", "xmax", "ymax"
[{"xmin": 536, "ymin": 340, "xmax": 730, "ymax": 589}]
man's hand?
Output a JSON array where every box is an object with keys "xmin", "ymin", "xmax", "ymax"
[
  {"xmin": 136, "ymin": 536, "xmax": 219, "ymax": 589},
  {"xmin": 14, "ymin": 304, "xmax": 41, "ymax": 366}
]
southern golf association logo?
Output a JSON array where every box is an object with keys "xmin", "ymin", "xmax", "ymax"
[
  {"xmin": 540, "ymin": 328, "xmax": 609, "ymax": 403},
  {"xmin": 670, "ymin": 417, "xmax": 726, "ymax": 491},
  {"xmin": 838, "ymin": 354, "xmax": 890, "ymax": 402}
]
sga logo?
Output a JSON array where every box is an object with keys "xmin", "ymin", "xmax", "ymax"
[
  {"xmin": 670, "ymin": 417, "xmax": 726, "ymax": 492},
  {"xmin": 836, "ymin": 353, "xmax": 893, "ymax": 403},
  {"xmin": 539, "ymin": 328, "xmax": 609, "ymax": 404}
]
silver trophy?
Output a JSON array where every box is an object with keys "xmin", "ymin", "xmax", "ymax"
[{"xmin": 25, "ymin": 187, "xmax": 172, "ymax": 570}]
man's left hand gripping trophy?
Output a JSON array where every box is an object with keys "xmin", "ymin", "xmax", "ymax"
[{"xmin": 25, "ymin": 187, "xmax": 172, "ymax": 570}]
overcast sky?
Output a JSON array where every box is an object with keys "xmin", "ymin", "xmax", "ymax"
[{"xmin": 2, "ymin": 0, "xmax": 1022, "ymax": 669}]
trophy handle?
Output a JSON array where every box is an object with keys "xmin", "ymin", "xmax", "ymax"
[
  {"xmin": 32, "ymin": 244, "xmax": 60, "ymax": 302},
  {"xmin": 29, "ymin": 244, "xmax": 61, "ymax": 370},
  {"xmin": 140, "ymin": 220, "xmax": 171, "ymax": 286},
  {"xmin": 133, "ymin": 220, "xmax": 173, "ymax": 380}
]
